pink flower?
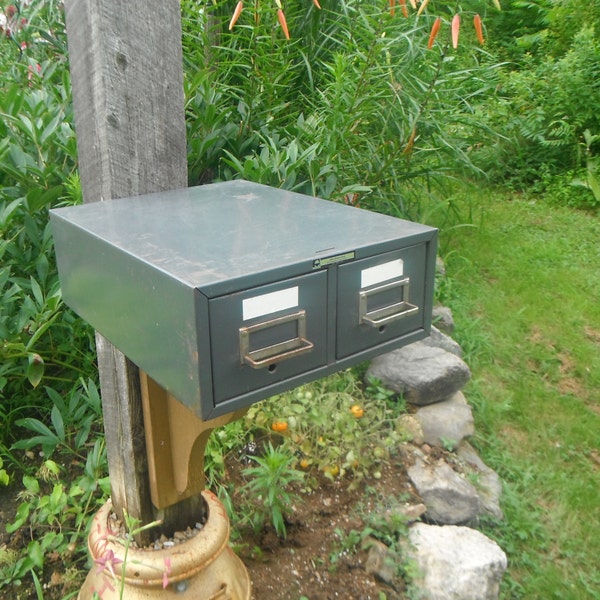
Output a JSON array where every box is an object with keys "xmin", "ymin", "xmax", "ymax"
[{"xmin": 94, "ymin": 548, "xmax": 123, "ymax": 580}]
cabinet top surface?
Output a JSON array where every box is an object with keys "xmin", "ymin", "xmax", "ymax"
[{"xmin": 51, "ymin": 180, "xmax": 435, "ymax": 288}]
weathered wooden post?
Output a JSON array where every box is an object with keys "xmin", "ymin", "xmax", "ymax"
[
  {"xmin": 64, "ymin": 1, "xmax": 251, "ymax": 597},
  {"xmin": 64, "ymin": 0, "xmax": 197, "ymax": 535}
]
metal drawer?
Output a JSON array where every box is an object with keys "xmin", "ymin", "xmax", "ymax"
[
  {"xmin": 208, "ymin": 271, "xmax": 328, "ymax": 404},
  {"xmin": 336, "ymin": 245, "xmax": 427, "ymax": 358}
]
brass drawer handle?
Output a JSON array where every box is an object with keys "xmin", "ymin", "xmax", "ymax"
[
  {"xmin": 239, "ymin": 310, "xmax": 314, "ymax": 369},
  {"xmin": 359, "ymin": 278, "xmax": 419, "ymax": 327}
]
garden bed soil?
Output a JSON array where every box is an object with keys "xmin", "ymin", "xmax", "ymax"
[{"xmin": 1, "ymin": 459, "xmax": 414, "ymax": 600}]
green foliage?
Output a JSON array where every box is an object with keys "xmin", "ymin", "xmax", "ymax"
[
  {"xmin": 478, "ymin": 6, "xmax": 600, "ymax": 205},
  {"xmin": 0, "ymin": 456, "xmax": 9, "ymax": 487},
  {"xmin": 12, "ymin": 378, "xmax": 103, "ymax": 458},
  {"xmin": 0, "ymin": 3, "xmax": 95, "ymax": 434},
  {"xmin": 248, "ymin": 370, "xmax": 407, "ymax": 486},
  {"xmin": 183, "ymin": 0, "xmax": 501, "ymax": 219},
  {"xmin": 1, "ymin": 441, "xmax": 109, "ymax": 590},
  {"xmin": 241, "ymin": 442, "xmax": 304, "ymax": 538}
]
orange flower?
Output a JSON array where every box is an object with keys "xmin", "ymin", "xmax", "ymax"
[
  {"xmin": 473, "ymin": 14, "xmax": 484, "ymax": 45},
  {"xmin": 277, "ymin": 8, "xmax": 290, "ymax": 40},
  {"xmin": 271, "ymin": 420, "xmax": 288, "ymax": 432},
  {"xmin": 389, "ymin": 0, "xmax": 396, "ymax": 17},
  {"xmin": 350, "ymin": 405, "xmax": 364, "ymax": 418},
  {"xmin": 399, "ymin": 0, "xmax": 408, "ymax": 18},
  {"xmin": 427, "ymin": 17, "xmax": 441, "ymax": 49},
  {"xmin": 228, "ymin": 1, "xmax": 244, "ymax": 30},
  {"xmin": 451, "ymin": 14, "xmax": 460, "ymax": 49},
  {"xmin": 299, "ymin": 458, "xmax": 310, "ymax": 469}
]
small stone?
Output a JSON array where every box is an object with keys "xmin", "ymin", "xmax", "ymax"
[
  {"xmin": 163, "ymin": 540, "xmax": 175, "ymax": 548},
  {"xmin": 384, "ymin": 503, "xmax": 427, "ymax": 525},
  {"xmin": 408, "ymin": 455, "xmax": 480, "ymax": 525},
  {"xmin": 422, "ymin": 325, "xmax": 462, "ymax": 357},
  {"xmin": 432, "ymin": 305, "xmax": 455, "ymax": 334},
  {"xmin": 457, "ymin": 441, "xmax": 504, "ymax": 521},
  {"xmin": 414, "ymin": 391, "xmax": 475, "ymax": 448},
  {"xmin": 365, "ymin": 538, "xmax": 396, "ymax": 585}
]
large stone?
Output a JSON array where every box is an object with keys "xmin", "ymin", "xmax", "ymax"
[
  {"xmin": 366, "ymin": 345, "xmax": 471, "ymax": 406},
  {"xmin": 457, "ymin": 441, "xmax": 504, "ymax": 521},
  {"xmin": 414, "ymin": 392, "xmax": 475, "ymax": 448},
  {"xmin": 407, "ymin": 523, "xmax": 507, "ymax": 600},
  {"xmin": 408, "ymin": 455, "xmax": 480, "ymax": 525}
]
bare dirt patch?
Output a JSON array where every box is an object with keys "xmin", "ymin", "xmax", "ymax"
[
  {"xmin": 1, "ymin": 458, "xmax": 417, "ymax": 599},
  {"xmin": 236, "ymin": 460, "xmax": 415, "ymax": 600}
]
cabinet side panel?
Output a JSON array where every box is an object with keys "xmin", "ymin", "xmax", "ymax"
[{"xmin": 51, "ymin": 214, "xmax": 202, "ymax": 414}]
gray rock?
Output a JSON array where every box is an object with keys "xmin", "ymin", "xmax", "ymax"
[
  {"xmin": 414, "ymin": 392, "xmax": 474, "ymax": 448},
  {"xmin": 383, "ymin": 502, "xmax": 427, "ymax": 525},
  {"xmin": 397, "ymin": 414, "xmax": 425, "ymax": 445},
  {"xmin": 408, "ymin": 456, "xmax": 480, "ymax": 525},
  {"xmin": 408, "ymin": 523, "xmax": 507, "ymax": 600},
  {"xmin": 432, "ymin": 305, "xmax": 455, "ymax": 334},
  {"xmin": 366, "ymin": 345, "xmax": 471, "ymax": 406},
  {"xmin": 457, "ymin": 441, "xmax": 504, "ymax": 521},
  {"xmin": 436, "ymin": 256, "xmax": 446, "ymax": 276},
  {"xmin": 365, "ymin": 538, "xmax": 396, "ymax": 585},
  {"xmin": 422, "ymin": 325, "xmax": 462, "ymax": 357}
]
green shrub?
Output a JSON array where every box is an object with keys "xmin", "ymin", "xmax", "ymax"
[{"xmin": 183, "ymin": 0, "xmax": 501, "ymax": 219}]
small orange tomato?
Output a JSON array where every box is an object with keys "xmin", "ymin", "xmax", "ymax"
[
  {"xmin": 350, "ymin": 405, "xmax": 364, "ymax": 418},
  {"xmin": 271, "ymin": 420, "xmax": 288, "ymax": 433},
  {"xmin": 324, "ymin": 465, "xmax": 340, "ymax": 477}
]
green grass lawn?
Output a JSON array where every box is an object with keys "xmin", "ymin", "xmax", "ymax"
[{"xmin": 440, "ymin": 190, "xmax": 600, "ymax": 599}]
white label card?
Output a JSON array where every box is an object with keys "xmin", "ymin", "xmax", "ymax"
[
  {"xmin": 243, "ymin": 286, "xmax": 299, "ymax": 321},
  {"xmin": 361, "ymin": 259, "xmax": 404, "ymax": 289}
]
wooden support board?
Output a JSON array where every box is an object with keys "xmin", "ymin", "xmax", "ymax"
[{"xmin": 64, "ymin": 0, "xmax": 204, "ymax": 537}]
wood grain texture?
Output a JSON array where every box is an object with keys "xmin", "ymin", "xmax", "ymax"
[{"xmin": 64, "ymin": 0, "xmax": 197, "ymax": 537}]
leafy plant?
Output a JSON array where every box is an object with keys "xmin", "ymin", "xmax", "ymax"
[
  {"xmin": 246, "ymin": 370, "xmax": 408, "ymax": 488},
  {"xmin": 12, "ymin": 378, "xmax": 102, "ymax": 458},
  {"xmin": 241, "ymin": 442, "xmax": 304, "ymax": 538}
]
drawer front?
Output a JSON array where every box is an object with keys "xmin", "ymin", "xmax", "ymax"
[
  {"xmin": 209, "ymin": 271, "xmax": 328, "ymax": 405},
  {"xmin": 336, "ymin": 245, "xmax": 427, "ymax": 358}
]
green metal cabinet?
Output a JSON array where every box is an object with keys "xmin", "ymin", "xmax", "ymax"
[{"xmin": 51, "ymin": 180, "xmax": 437, "ymax": 419}]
